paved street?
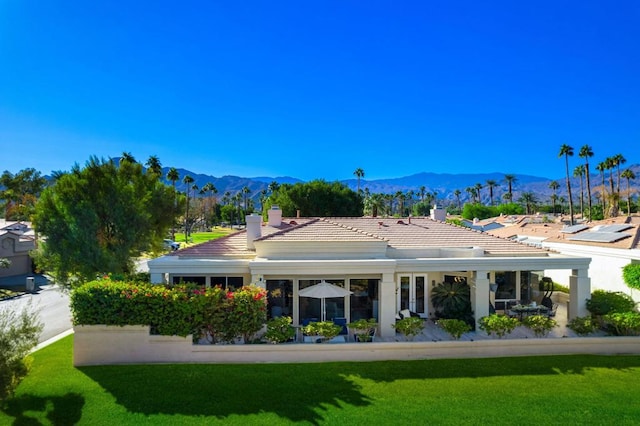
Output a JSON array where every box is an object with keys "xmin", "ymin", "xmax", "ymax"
[{"xmin": 2, "ymin": 284, "xmax": 72, "ymax": 344}]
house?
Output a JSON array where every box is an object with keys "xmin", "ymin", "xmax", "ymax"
[
  {"xmin": 487, "ymin": 215, "xmax": 640, "ymax": 302},
  {"xmin": 0, "ymin": 220, "xmax": 36, "ymax": 278},
  {"xmin": 148, "ymin": 206, "xmax": 591, "ymax": 338}
]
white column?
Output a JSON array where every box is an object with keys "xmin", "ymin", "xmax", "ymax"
[
  {"xmin": 569, "ymin": 268, "xmax": 590, "ymax": 319},
  {"xmin": 472, "ymin": 270, "xmax": 490, "ymax": 330},
  {"xmin": 379, "ymin": 273, "xmax": 396, "ymax": 338}
]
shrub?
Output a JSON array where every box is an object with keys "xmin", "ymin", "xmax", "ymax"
[
  {"xmin": 603, "ymin": 312, "xmax": 640, "ymax": 336},
  {"xmin": 522, "ymin": 314, "xmax": 557, "ymax": 337},
  {"xmin": 392, "ymin": 317, "xmax": 424, "ymax": 341},
  {"xmin": 567, "ymin": 316, "xmax": 598, "ymax": 336},
  {"xmin": 431, "ymin": 281, "xmax": 473, "ymax": 324},
  {"xmin": 264, "ymin": 316, "xmax": 296, "ymax": 344},
  {"xmin": 479, "ymin": 314, "xmax": 519, "ymax": 338},
  {"xmin": 348, "ymin": 318, "xmax": 377, "ymax": 342},
  {"xmin": 437, "ymin": 319, "xmax": 471, "ymax": 340},
  {"xmin": 0, "ymin": 303, "xmax": 43, "ymax": 404},
  {"xmin": 586, "ymin": 290, "xmax": 637, "ymax": 317},
  {"xmin": 622, "ymin": 263, "xmax": 640, "ymax": 291},
  {"xmin": 302, "ymin": 321, "xmax": 342, "ymax": 343}
]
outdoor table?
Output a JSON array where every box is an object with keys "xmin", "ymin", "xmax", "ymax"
[{"xmin": 509, "ymin": 304, "xmax": 549, "ymax": 320}]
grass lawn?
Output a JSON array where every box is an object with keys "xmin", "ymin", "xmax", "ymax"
[
  {"xmin": 174, "ymin": 229, "xmax": 237, "ymax": 246},
  {"xmin": 3, "ymin": 336, "xmax": 640, "ymax": 425}
]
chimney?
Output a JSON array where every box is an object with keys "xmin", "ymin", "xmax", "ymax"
[
  {"xmin": 246, "ymin": 214, "xmax": 262, "ymax": 250},
  {"xmin": 268, "ymin": 205, "xmax": 282, "ymax": 227},
  {"xmin": 430, "ymin": 204, "xmax": 446, "ymax": 222}
]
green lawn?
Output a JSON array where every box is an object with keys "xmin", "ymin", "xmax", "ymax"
[
  {"xmin": 3, "ymin": 336, "xmax": 640, "ymax": 425},
  {"xmin": 175, "ymin": 229, "xmax": 236, "ymax": 246}
]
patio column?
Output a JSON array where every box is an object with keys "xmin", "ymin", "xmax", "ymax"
[
  {"xmin": 569, "ymin": 268, "xmax": 590, "ymax": 319},
  {"xmin": 379, "ymin": 273, "xmax": 396, "ymax": 338},
  {"xmin": 472, "ymin": 270, "xmax": 490, "ymax": 331}
]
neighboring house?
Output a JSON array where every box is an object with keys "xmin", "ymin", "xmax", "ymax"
[
  {"xmin": 0, "ymin": 220, "xmax": 36, "ymax": 278},
  {"xmin": 460, "ymin": 217, "xmax": 505, "ymax": 232},
  {"xmin": 487, "ymin": 215, "xmax": 640, "ymax": 302},
  {"xmin": 149, "ymin": 206, "xmax": 591, "ymax": 338}
]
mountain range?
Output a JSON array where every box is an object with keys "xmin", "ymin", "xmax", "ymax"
[{"xmin": 162, "ymin": 164, "xmax": 640, "ymax": 206}]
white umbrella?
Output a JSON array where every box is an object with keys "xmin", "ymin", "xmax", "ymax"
[{"xmin": 299, "ymin": 280, "xmax": 353, "ymax": 321}]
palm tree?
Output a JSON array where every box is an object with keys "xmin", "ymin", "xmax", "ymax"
[
  {"xmin": 242, "ymin": 186, "xmax": 251, "ymax": 216},
  {"xmin": 558, "ymin": 144, "xmax": 575, "ymax": 225},
  {"xmin": 605, "ymin": 157, "xmax": 618, "ymax": 216},
  {"xmin": 579, "ymin": 145, "xmax": 594, "ymax": 220},
  {"xmin": 145, "ymin": 155, "xmax": 162, "ymax": 177},
  {"xmin": 548, "ymin": 181, "xmax": 560, "ymax": 215},
  {"xmin": 474, "ymin": 183, "xmax": 483, "ymax": 205},
  {"xmin": 485, "ymin": 180, "xmax": 497, "ymax": 206},
  {"xmin": 465, "ymin": 187, "xmax": 476, "ymax": 203},
  {"xmin": 167, "ymin": 167, "xmax": 180, "ymax": 240},
  {"xmin": 621, "ymin": 168, "xmax": 636, "ymax": 216},
  {"xmin": 268, "ymin": 181, "xmax": 279, "ymax": 196},
  {"xmin": 419, "ymin": 186, "xmax": 426, "ymax": 202},
  {"xmin": 182, "ymin": 175, "xmax": 194, "ymax": 242},
  {"xmin": 453, "ymin": 189, "xmax": 462, "ymax": 212},
  {"xmin": 596, "ymin": 161, "xmax": 607, "ymax": 216},
  {"xmin": 504, "ymin": 174, "xmax": 517, "ymax": 203},
  {"xmin": 120, "ymin": 152, "xmax": 136, "ymax": 164},
  {"xmin": 518, "ymin": 192, "xmax": 538, "ymax": 215},
  {"xmin": 368, "ymin": 193, "xmax": 386, "ymax": 217},
  {"xmin": 394, "ymin": 191, "xmax": 404, "ymax": 216},
  {"xmin": 573, "ymin": 165, "xmax": 585, "ymax": 219},
  {"xmin": 613, "ymin": 153, "xmax": 626, "ymax": 198},
  {"xmin": 353, "ymin": 168, "xmax": 365, "ymax": 194}
]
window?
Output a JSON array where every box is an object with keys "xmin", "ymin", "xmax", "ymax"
[
  {"xmin": 350, "ymin": 279, "xmax": 379, "ymax": 321},
  {"xmin": 266, "ymin": 280, "xmax": 293, "ymax": 319},
  {"xmin": 299, "ymin": 279, "xmax": 345, "ymax": 322}
]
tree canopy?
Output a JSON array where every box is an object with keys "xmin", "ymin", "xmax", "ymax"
[
  {"xmin": 266, "ymin": 180, "xmax": 363, "ymax": 217},
  {"xmin": 32, "ymin": 157, "xmax": 178, "ymax": 286},
  {"xmin": 0, "ymin": 168, "xmax": 48, "ymax": 220}
]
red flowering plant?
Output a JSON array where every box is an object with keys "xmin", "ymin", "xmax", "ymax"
[{"xmin": 226, "ymin": 285, "xmax": 267, "ymax": 343}]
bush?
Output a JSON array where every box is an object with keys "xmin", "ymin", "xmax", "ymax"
[
  {"xmin": 71, "ymin": 279, "xmax": 267, "ymax": 343},
  {"xmin": 0, "ymin": 303, "xmax": 43, "ymax": 404},
  {"xmin": 302, "ymin": 321, "xmax": 342, "ymax": 343},
  {"xmin": 264, "ymin": 316, "xmax": 296, "ymax": 344},
  {"xmin": 392, "ymin": 317, "xmax": 424, "ymax": 341},
  {"xmin": 522, "ymin": 315, "xmax": 557, "ymax": 337},
  {"xmin": 437, "ymin": 319, "xmax": 471, "ymax": 340},
  {"xmin": 567, "ymin": 316, "xmax": 598, "ymax": 336},
  {"xmin": 431, "ymin": 281, "xmax": 473, "ymax": 325},
  {"xmin": 348, "ymin": 318, "xmax": 377, "ymax": 342},
  {"xmin": 479, "ymin": 314, "xmax": 519, "ymax": 338},
  {"xmin": 603, "ymin": 312, "xmax": 640, "ymax": 336},
  {"xmin": 586, "ymin": 290, "xmax": 637, "ymax": 317}
]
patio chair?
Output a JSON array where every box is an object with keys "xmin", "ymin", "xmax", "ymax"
[
  {"xmin": 333, "ymin": 317, "xmax": 348, "ymax": 335},
  {"xmin": 547, "ymin": 303, "xmax": 558, "ymax": 317}
]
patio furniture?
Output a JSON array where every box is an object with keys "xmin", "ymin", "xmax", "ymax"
[
  {"xmin": 508, "ymin": 304, "xmax": 549, "ymax": 320},
  {"xmin": 333, "ymin": 317, "xmax": 348, "ymax": 336}
]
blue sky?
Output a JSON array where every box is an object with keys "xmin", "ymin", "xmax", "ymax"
[{"xmin": 1, "ymin": 1, "xmax": 638, "ymax": 182}]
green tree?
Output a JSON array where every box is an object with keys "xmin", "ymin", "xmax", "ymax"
[
  {"xmin": 166, "ymin": 167, "xmax": 180, "ymax": 240},
  {"xmin": 453, "ymin": 189, "xmax": 462, "ymax": 212},
  {"xmin": 548, "ymin": 180, "xmax": 559, "ymax": 215},
  {"xmin": 596, "ymin": 161, "xmax": 607, "ymax": 216},
  {"xmin": 621, "ymin": 168, "xmax": 635, "ymax": 216},
  {"xmin": 518, "ymin": 192, "xmax": 538, "ymax": 215},
  {"xmin": 558, "ymin": 144, "xmax": 575, "ymax": 225},
  {"xmin": 353, "ymin": 168, "xmax": 365, "ymax": 194},
  {"xmin": 0, "ymin": 168, "xmax": 48, "ymax": 220},
  {"xmin": 574, "ymin": 165, "xmax": 585, "ymax": 218},
  {"xmin": 32, "ymin": 157, "xmax": 178, "ymax": 286},
  {"xmin": 485, "ymin": 180, "xmax": 497, "ymax": 206},
  {"xmin": 268, "ymin": 180, "xmax": 363, "ymax": 217},
  {"xmin": 503, "ymin": 174, "xmax": 517, "ymax": 203},
  {"xmin": 579, "ymin": 145, "xmax": 594, "ymax": 220},
  {"xmin": 145, "ymin": 155, "xmax": 162, "ymax": 177},
  {"xmin": 182, "ymin": 175, "xmax": 195, "ymax": 241},
  {"xmin": 622, "ymin": 263, "xmax": 640, "ymax": 292}
]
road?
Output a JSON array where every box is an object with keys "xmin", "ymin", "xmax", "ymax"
[{"xmin": 2, "ymin": 284, "xmax": 72, "ymax": 344}]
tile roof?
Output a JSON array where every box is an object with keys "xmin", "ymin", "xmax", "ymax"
[
  {"xmin": 486, "ymin": 215, "xmax": 640, "ymax": 250},
  {"xmin": 173, "ymin": 216, "xmax": 549, "ymax": 258}
]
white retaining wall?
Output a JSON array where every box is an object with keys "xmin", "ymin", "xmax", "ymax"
[{"xmin": 73, "ymin": 325, "xmax": 640, "ymax": 366}]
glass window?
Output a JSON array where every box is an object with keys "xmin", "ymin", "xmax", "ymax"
[
  {"xmin": 350, "ymin": 279, "xmax": 379, "ymax": 321},
  {"xmin": 172, "ymin": 276, "xmax": 206, "ymax": 285},
  {"xmin": 495, "ymin": 271, "xmax": 517, "ymax": 300},
  {"xmin": 299, "ymin": 279, "xmax": 345, "ymax": 323},
  {"xmin": 209, "ymin": 276, "xmax": 243, "ymax": 289},
  {"xmin": 266, "ymin": 280, "xmax": 293, "ymax": 319}
]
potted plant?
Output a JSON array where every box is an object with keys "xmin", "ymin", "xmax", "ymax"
[
  {"xmin": 437, "ymin": 318, "xmax": 471, "ymax": 340},
  {"xmin": 478, "ymin": 314, "xmax": 519, "ymax": 338},
  {"xmin": 430, "ymin": 281, "xmax": 474, "ymax": 326},
  {"xmin": 348, "ymin": 318, "xmax": 377, "ymax": 342},
  {"xmin": 263, "ymin": 316, "xmax": 297, "ymax": 344},
  {"xmin": 302, "ymin": 321, "xmax": 342, "ymax": 343},
  {"xmin": 392, "ymin": 317, "xmax": 424, "ymax": 341}
]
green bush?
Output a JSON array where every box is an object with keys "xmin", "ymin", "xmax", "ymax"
[
  {"xmin": 567, "ymin": 316, "xmax": 598, "ymax": 336},
  {"xmin": 603, "ymin": 312, "xmax": 640, "ymax": 336},
  {"xmin": 479, "ymin": 314, "xmax": 519, "ymax": 338},
  {"xmin": 264, "ymin": 316, "xmax": 296, "ymax": 344},
  {"xmin": 0, "ymin": 303, "xmax": 43, "ymax": 404},
  {"xmin": 71, "ymin": 279, "xmax": 267, "ymax": 343},
  {"xmin": 348, "ymin": 318, "xmax": 377, "ymax": 342},
  {"xmin": 302, "ymin": 321, "xmax": 342, "ymax": 343},
  {"xmin": 522, "ymin": 314, "xmax": 557, "ymax": 337},
  {"xmin": 586, "ymin": 290, "xmax": 637, "ymax": 317},
  {"xmin": 437, "ymin": 319, "xmax": 471, "ymax": 340},
  {"xmin": 392, "ymin": 317, "xmax": 424, "ymax": 341}
]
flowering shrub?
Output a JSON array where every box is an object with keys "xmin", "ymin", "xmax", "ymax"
[{"xmin": 71, "ymin": 279, "xmax": 267, "ymax": 343}]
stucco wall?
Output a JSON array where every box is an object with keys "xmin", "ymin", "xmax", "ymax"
[{"xmin": 74, "ymin": 325, "xmax": 640, "ymax": 366}]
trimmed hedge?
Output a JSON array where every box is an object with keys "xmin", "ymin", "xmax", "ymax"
[{"xmin": 70, "ymin": 279, "xmax": 267, "ymax": 342}]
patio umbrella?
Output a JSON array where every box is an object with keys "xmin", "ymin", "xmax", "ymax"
[{"xmin": 299, "ymin": 280, "xmax": 353, "ymax": 321}]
